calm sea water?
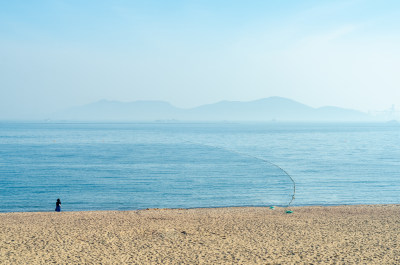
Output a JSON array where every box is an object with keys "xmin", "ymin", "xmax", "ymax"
[{"xmin": 0, "ymin": 122, "xmax": 399, "ymax": 212}]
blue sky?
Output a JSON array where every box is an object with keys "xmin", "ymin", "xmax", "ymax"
[{"xmin": 1, "ymin": 0, "xmax": 399, "ymax": 118}]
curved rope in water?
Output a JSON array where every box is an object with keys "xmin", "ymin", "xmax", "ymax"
[{"xmin": 184, "ymin": 140, "xmax": 296, "ymax": 207}]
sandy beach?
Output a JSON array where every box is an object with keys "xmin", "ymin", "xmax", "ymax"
[{"xmin": 1, "ymin": 205, "xmax": 399, "ymax": 264}]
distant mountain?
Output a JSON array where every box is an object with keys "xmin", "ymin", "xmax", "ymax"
[
  {"xmin": 187, "ymin": 97, "xmax": 314, "ymax": 121},
  {"xmin": 52, "ymin": 97, "xmax": 372, "ymax": 122}
]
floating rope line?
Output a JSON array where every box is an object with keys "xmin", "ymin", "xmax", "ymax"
[{"xmin": 184, "ymin": 140, "xmax": 296, "ymax": 207}]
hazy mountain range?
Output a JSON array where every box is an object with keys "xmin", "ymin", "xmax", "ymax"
[{"xmin": 52, "ymin": 97, "xmax": 376, "ymax": 122}]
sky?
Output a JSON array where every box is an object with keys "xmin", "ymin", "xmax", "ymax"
[{"xmin": 1, "ymin": 0, "xmax": 400, "ymax": 119}]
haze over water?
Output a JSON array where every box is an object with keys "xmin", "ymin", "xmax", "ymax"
[{"xmin": 1, "ymin": 1, "xmax": 400, "ymax": 213}]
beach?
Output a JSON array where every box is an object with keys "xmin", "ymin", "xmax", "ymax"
[{"xmin": 1, "ymin": 205, "xmax": 399, "ymax": 264}]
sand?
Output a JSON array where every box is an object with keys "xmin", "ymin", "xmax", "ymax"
[{"xmin": 1, "ymin": 205, "xmax": 399, "ymax": 264}]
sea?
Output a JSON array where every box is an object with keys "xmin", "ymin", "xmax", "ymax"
[{"xmin": 0, "ymin": 122, "xmax": 399, "ymax": 212}]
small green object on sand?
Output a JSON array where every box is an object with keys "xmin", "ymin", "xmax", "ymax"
[
  {"xmin": 285, "ymin": 210, "xmax": 293, "ymax": 214},
  {"xmin": 270, "ymin": 206, "xmax": 275, "ymax": 209}
]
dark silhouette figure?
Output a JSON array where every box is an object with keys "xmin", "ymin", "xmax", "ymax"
[{"xmin": 55, "ymin": 198, "xmax": 61, "ymax": 212}]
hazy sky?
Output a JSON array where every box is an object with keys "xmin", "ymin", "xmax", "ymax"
[{"xmin": 1, "ymin": 0, "xmax": 399, "ymax": 119}]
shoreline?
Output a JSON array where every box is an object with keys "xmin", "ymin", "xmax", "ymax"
[
  {"xmin": 1, "ymin": 205, "xmax": 399, "ymax": 264},
  {"xmin": 2, "ymin": 202, "xmax": 399, "ymax": 214}
]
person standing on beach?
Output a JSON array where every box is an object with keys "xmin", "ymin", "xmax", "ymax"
[{"xmin": 55, "ymin": 198, "xmax": 61, "ymax": 212}]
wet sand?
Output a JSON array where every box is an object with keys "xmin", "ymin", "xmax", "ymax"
[{"xmin": 1, "ymin": 205, "xmax": 399, "ymax": 264}]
